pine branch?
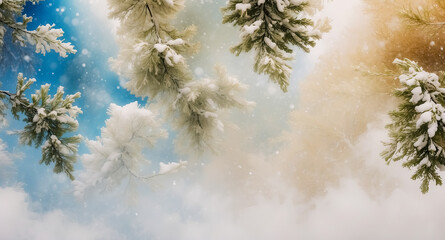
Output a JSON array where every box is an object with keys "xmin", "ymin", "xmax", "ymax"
[
  {"xmin": 0, "ymin": 1, "xmax": 76, "ymax": 57},
  {"xmin": 0, "ymin": 73, "xmax": 82, "ymax": 180},
  {"xmin": 382, "ymin": 58, "xmax": 445, "ymax": 193},
  {"xmin": 401, "ymin": 1, "xmax": 445, "ymax": 29},
  {"xmin": 222, "ymin": 0, "xmax": 325, "ymax": 92},
  {"xmin": 109, "ymin": 0, "xmax": 253, "ymax": 155}
]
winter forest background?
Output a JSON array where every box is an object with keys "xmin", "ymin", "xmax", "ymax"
[{"xmin": 2, "ymin": 0, "xmax": 445, "ymax": 239}]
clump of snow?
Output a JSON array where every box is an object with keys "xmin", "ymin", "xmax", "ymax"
[
  {"xmin": 241, "ymin": 20, "xmax": 263, "ymax": 37},
  {"xmin": 154, "ymin": 43, "xmax": 168, "ymax": 53},
  {"xmin": 158, "ymin": 160, "xmax": 187, "ymax": 175},
  {"xmin": 167, "ymin": 38, "xmax": 185, "ymax": 45},
  {"xmin": 235, "ymin": 3, "xmax": 251, "ymax": 15},
  {"xmin": 264, "ymin": 37, "xmax": 277, "ymax": 49}
]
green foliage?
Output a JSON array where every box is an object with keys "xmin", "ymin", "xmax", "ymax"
[
  {"xmin": 401, "ymin": 0, "xmax": 445, "ymax": 28},
  {"xmin": 383, "ymin": 58, "xmax": 445, "ymax": 193},
  {"xmin": 0, "ymin": 73, "xmax": 82, "ymax": 180},
  {"xmin": 222, "ymin": 0, "xmax": 323, "ymax": 92},
  {"xmin": 109, "ymin": 0, "xmax": 252, "ymax": 155},
  {"xmin": 0, "ymin": 0, "xmax": 76, "ymax": 57}
]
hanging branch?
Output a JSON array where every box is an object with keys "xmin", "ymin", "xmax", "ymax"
[
  {"xmin": 383, "ymin": 58, "xmax": 445, "ymax": 193},
  {"xmin": 0, "ymin": 0, "xmax": 76, "ymax": 57},
  {"xmin": 0, "ymin": 73, "xmax": 82, "ymax": 180},
  {"xmin": 108, "ymin": 0, "xmax": 253, "ymax": 154},
  {"xmin": 222, "ymin": 0, "xmax": 329, "ymax": 92}
]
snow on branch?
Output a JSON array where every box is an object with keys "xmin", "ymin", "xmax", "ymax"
[
  {"xmin": 108, "ymin": 0, "xmax": 252, "ymax": 155},
  {"xmin": 222, "ymin": 0, "xmax": 329, "ymax": 92},
  {"xmin": 73, "ymin": 102, "xmax": 187, "ymax": 198},
  {"xmin": 0, "ymin": 0, "xmax": 76, "ymax": 57},
  {"xmin": 0, "ymin": 73, "xmax": 82, "ymax": 180},
  {"xmin": 383, "ymin": 58, "xmax": 445, "ymax": 193},
  {"xmin": 170, "ymin": 66, "xmax": 254, "ymax": 153}
]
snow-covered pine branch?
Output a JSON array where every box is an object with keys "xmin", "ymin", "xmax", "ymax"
[
  {"xmin": 0, "ymin": 0, "xmax": 76, "ymax": 57},
  {"xmin": 73, "ymin": 102, "xmax": 187, "ymax": 198},
  {"xmin": 108, "ymin": 0, "xmax": 253, "ymax": 154},
  {"xmin": 383, "ymin": 58, "xmax": 445, "ymax": 193},
  {"xmin": 222, "ymin": 0, "xmax": 326, "ymax": 92},
  {"xmin": 0, "ymin": 73, "xmax": 82, "ymax": 180}
]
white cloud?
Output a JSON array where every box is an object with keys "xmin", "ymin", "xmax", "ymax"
[
  {"xmin": 84, "ymin": 88, "xmax": 112, "ymax": 109},
  {"xmin": 107, "ymin": 118, "xmax": 445, "ymax": 240},
  {"xmin": 0, "ymin": 186, "xmax": 123, "ymax": 240},
  {"xmin": 0, "ymin": 139, "xmax": 15, "ymax": 182}
]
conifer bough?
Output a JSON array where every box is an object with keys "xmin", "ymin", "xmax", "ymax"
[
  {"xmin": 0, "ymin": 0, "xmax": 77, "ymax": 57},
  {"xmin": 0, "ymin": 0, "xmax": 79, "ymax": 179},
  {"xmin": 222, "ymin": 0, "xmax": 323, "ymax": 92},
  {"xmin": 109, "ymin": 0, "xmax": 253, "ymax": 154},
  {"xmin": 0, "ymin": 73, "xmax": 82, "ymax": 180},
  {"xmin": 383, "ymin": 58, "xmax": 445, "ymax": 193}
]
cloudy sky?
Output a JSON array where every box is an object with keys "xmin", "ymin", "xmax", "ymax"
[{"xmin": 1, "ymin": 0, "xmax": 445, "ymax": 239}]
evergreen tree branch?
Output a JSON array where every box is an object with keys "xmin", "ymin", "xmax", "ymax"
[
  {"xmin": 382, "ymin": 58, "xmax": 445, "ymax": 193},
  {"xmin": 0, "ymin": 73, "xmax": 82, "ymax": 180},
  {"xmin": 222, "ymin": 0, "xmax": 326, "ymax": 92},
  {"xmin": 401, "ymin": 0, "xmax": 445, "ymax": 29},
  {"xmin": 0, "ymin": 1, "xmax": 76, "ymax": 57},
  {"xmin": 109, "ymin": 0, "xmax": 253, "ymax": 155}
]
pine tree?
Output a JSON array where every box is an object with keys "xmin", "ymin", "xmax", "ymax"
[
  {"xmin": 222, "ymin": 0, "xmax": 328, "ymax": 92},
  {"xmin": 383, "ymin": 58, "xmax": 445, "ymax": 193},
  {"xmin": 0, "ymin": 0, "xmax": 80, "ymax": 179},
  {"xmin": 108, "ymin": 0, "xmax": 253, "ymax": 154}
]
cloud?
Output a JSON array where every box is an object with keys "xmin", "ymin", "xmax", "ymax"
[
  {"xmin": 84, "ymin": 88, "xmax": 112, "ymax": 109},
  {"xmin": 0, "ymin": 186, "xmax": 123, "ymax": 240},
  {"xmin": 0, "ymin": 139, "xmax": 15, "ymax": 182},
  {"xmin": 112, "ymin": 118, "xmax": 445, "ymax": 240}
]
